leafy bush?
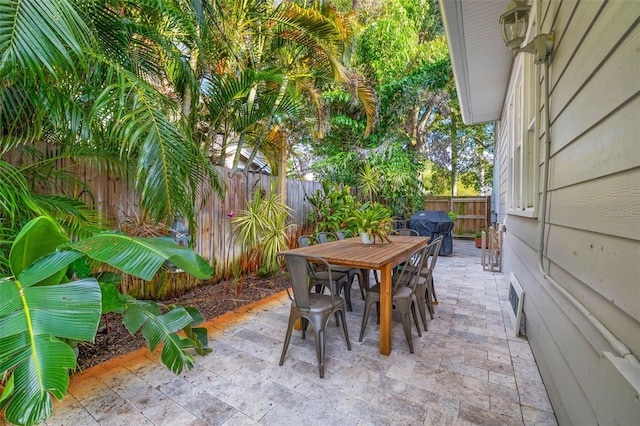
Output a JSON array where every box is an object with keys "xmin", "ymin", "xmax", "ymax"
[
  {"xmin": 307, "ymin": 181, "xmax": 358, "ymax": 235},
  {"xmin": 0, "ymin": 217, "xmax": 213, "ymax": 426}
]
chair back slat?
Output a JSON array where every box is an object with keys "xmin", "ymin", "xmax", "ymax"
[
  {"xmin": 392, "ymin": 244, "xmax": 428, "ymax": 292},
  {"xmin": 316, "ymin": 232, "xmax": 337, "ymax": 243},
  {"xmin": 278, "ymin": 253, "xmax": 337, "ymax": 309},
  {"xmin": 298, "ymin": 235, "xmax": 314, "ymax": 247},
  {"xmin": 425, "ymin": 235, "xmax": 444, "ymax": 273}
]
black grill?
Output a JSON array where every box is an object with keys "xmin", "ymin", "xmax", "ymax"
[{"xmin": 407, "ymin": 210, "xmax": 454, "ymax": 255}]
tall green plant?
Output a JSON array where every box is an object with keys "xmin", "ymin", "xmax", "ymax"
[
  {"xmin": 231, "ymin": 184, "xmax": 292, "ymax": 276},
  {"xmin": 0, "ymin": 0, "xmax": 225, "ymax": 250},
  {"xmin": 0, "ymin": 216, "xmax": 213, "ymax": 426},
  {"xmin": 306, "ymin": 181, "xmax": 357, "ymax": 235}
]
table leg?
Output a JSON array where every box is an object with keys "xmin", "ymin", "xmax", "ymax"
[
  {"xmin": 359, "ymin": 268, "xmax": 370, "ymax": 299},
  {"xmin": 379, "ymin": 263, "xmax": 392, "ymax": 355}
]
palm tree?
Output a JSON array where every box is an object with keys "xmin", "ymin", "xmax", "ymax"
[
  {"xmin": 0, "ymin": 0, "xmax": 224, "ymax": 271},
  {"xmin": 197, "ymin": 1, "xmax": 377, "ymax": 201}
]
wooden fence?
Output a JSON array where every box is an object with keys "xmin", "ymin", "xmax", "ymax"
[
  {"xmin": 42, "ymin": 158, "xmax": 321, "ymax": 284},
  {"xmin": 423, "ymin": 196, "xmax": 491, "ymax": 238},
  {"xmin": 8, "ymin": 148, "xmax": 493, "ymax": 294},
  {"xmin": 194, "ymin": 167, "xmax": 321, "ymax": 279}
]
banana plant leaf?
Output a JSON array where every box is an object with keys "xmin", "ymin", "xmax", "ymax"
[
  {"xmin": 122, "ymin": 299, "xmax": 197, "ymax": 374},
  {"xmin": 1, "ymin": 216, "xmax": 215, "ymax": 425},
  {"xmin": 9, "ymin": 216, "xmax": 70, "ymax": 285},
  {"xmin": 0, "ymin": 278, "xmax": 102, "ymax": 426},
  {"xmin": 68, "ymin": 234, "xmax": 213, "ymax": 280}
]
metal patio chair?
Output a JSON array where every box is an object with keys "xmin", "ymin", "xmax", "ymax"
[
  {"xmin": 359, "ymin": 244, "xmax": 427, "ymax": 353},
  {"xmin": 420, "ymin": 235, "xmax": 444, "ymax": 317},
  {"xmin": 277, "ymin": 253, "xmax": 351, "ymax": 378},
  {"xmin": 314, "ymin": 232, "xmax": 364, "ymax": 310},
  {"xmin": 298, "ymin": 235, "xmax": 352, "ymax": 308}
]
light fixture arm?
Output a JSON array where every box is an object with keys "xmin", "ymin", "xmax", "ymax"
[{"xmin": 512, "ymin": 33, "xmax": 554, "ymax": 64}]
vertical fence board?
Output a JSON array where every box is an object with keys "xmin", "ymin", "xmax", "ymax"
[
  {"xmin": 424, "ymin": 196, "xmax": 491, "ymax": 237},
  {"xmin": 5, "ymin": 154, "xmax": 325, "ymax": 294}
]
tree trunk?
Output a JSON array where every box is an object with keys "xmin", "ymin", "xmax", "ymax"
[{"xmin": 278, "ymin": 134, "xmax": 287, "ymax": 204}]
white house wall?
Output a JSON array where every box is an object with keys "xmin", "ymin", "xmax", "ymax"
[{"xmin": 496, "ymin": 1, "xmax": 640, "ymax": 424}]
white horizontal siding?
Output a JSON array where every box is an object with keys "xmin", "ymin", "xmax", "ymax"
[
  {"xmin": 497, "ymin": 1, "xmax": 640, "ymax": 424},
  {"xmin": 503, "ymin": 236, "xmax": 597, "ymax": 425},
  {"xmin": 550, "ymin": 11, "xmax": 640, "ymax": 152},
  {"xmin": 545, "ymin": 226, "xmax": 640, "ymax": 321},
  {"xmin": 548, "ymin": 169, "xmax": 640, "ymax": 239},
  {"xmin": 549, "ymin": 96, "xmax": 640, "ymax": 189}
]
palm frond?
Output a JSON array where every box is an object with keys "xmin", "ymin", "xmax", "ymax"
[
  {"xmin": 0, "ymin": 0, "xmax": 89, "ymax": 81},
  {"xmin": 203, "ymin": 69, "xmax": 284, "ymax": 128},
  {"xmin": 353, "ymin": 73, "xmax": 379, "ymax": 137}
]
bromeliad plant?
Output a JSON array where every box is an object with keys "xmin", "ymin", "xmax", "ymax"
[
  {"xmin": 347, "ymin": 202, "xmax": 394, "ymax": 244},
  {"xmin": 0, "ymin": 216, "xmax": 213, "ymax": 426}
]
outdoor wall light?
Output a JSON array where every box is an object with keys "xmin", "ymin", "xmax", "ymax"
[
  {"xmin": 170, "ymin": 216, "xmax": 190, "ymax": 247},
  {"xmin": 499, "ymin": 0, "xmax": 553, "ymax": 64}
]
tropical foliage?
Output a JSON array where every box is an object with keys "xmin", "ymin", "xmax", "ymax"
[
  {"xmin": 0, "ymin": 0, "xmax": 225, "ymax": 244},
  {"xmin": 306, "ymin": 0, "xmax": 494, "ymax": 208},
  {"xmin": 202, "ymin": 0, "xmax": 377, "ymax": 205},
  {"xmin": 231, "ymin": 184, "xmax": 293, "ymax": 276},
  {"xmin": 306, "ymin": 181, "xmax": 358, "ymax": 236},
  {"xmin": 347, "ymin": 202, "xmax": 394, "ymax": 244},
  {"xmin": 0, "ymin": 216, "xmax": 213, "ymax": 426},
  {"xmin": 0, "ymin": 0, "xmax": 378, "ymax": 266}
]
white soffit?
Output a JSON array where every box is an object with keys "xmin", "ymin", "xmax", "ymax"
[{"xmin": 439, "ymin": 0, "xmax": 514, "ymax": 124}]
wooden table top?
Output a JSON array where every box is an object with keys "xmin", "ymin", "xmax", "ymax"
[{"xmin": 280, "ymin": 235, "xmax": 430, "ymax": 270}]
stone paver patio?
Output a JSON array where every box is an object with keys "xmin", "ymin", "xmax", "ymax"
[{"xmin": 37, "ymin": 240, "xmax": 557, "ymax": 426}]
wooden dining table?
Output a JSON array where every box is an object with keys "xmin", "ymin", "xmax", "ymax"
[{"xmin": 279, "ymin": 235, "xmax": 429, "ymax": 355}]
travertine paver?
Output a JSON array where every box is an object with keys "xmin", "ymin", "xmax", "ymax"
[{"xmin": 38, "ymin": 240, "xmax": 557, "ymax": 426}]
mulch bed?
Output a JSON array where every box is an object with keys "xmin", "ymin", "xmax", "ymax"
[{"xmin": 76, "ymin": 274, "xmax": 282, "ymax": 371}]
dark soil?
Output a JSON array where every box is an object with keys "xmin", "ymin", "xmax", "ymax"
[{"xmin": 76, "ymin": 274, "xmax": 282, "ymax": 371}]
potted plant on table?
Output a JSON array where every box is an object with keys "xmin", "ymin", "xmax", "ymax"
[{"xmin": 348, "ymin": 202, "xmax": 394, "ymax": 244}]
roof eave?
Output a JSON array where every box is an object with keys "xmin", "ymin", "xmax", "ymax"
[{"xmin": 439, "ymin": 0, "xmax": 514, "ymax": 125}]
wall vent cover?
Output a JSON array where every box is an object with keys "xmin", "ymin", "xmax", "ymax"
[{"xmin": 508, "ymin": 273, "xmax": 525, "ymax": 336}]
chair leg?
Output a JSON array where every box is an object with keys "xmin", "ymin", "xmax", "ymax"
[
  {"xmin": 309, "ymin": 316, "xmax": 327, "ymax": 378},
  {"xmin": 345, "ymin": 269, "xmax": 364, "ymax": 312},
  {"xmin": 343, "ymin": 280, "xmax": 353, "ymax": 312},
  {"xmin": 358, "ymin": 269, "xmax": 369, "ymax": 299},
  {"xmin": 337, "ymin": 309, "xmax": 351, "ymax": 350},
  {"xmin": 395, "ymin": 299, "xmax": 414, "ymax": 354},
  {"xmin": 410, "ymin": 299, "xmax": 423, "ymax": 337},
  {"xmin": 425, "ymin": 283, "xmax": 435, "ymax": 318},
  {"xmin": 279, "ymin": 309, "xmax": 298, "ymax": 366},
  {"xmin": 430, "ymin": 276, "xmax": 438, "ymax": 304},
  {"xmin": 316, "ymin": 327, "xmax": 326, "ymax": 378},
  {"xmin": 415, "ymin": 285, "xmax": 429, "ymax": 331},
  {"xmin": 359, "ymin": 297, "xmax": 375, "ymax": 342}
]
